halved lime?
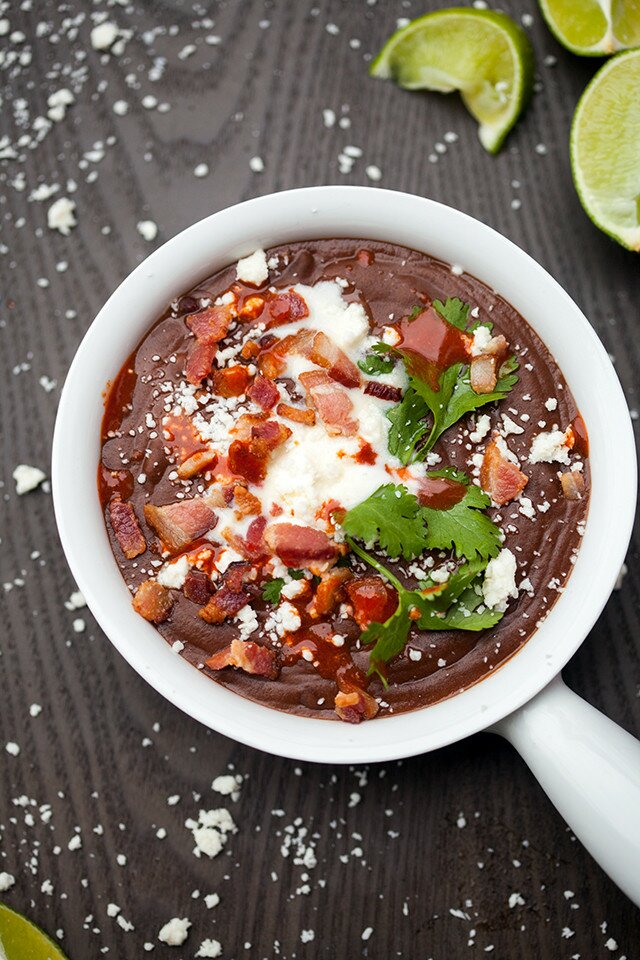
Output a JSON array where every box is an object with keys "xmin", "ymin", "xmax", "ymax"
[
  {"xmin": 571, "ymin": 48, "xmax": 640, "ymax": 251},
  {"xmin": 0, "ymin": 904, "xmax": 70, "ymax": 960},
  {"xmin": 538, "ymin": 0, "xmax": 640, "ymax": 55},
  {"xmin": 369, "ymin": 8, "xmax": 535, "ymax": 154}
]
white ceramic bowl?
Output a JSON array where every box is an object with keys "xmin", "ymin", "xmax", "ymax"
[{"xmin": 52, "ymin": 187, "xmax": 640, "ymax": 902}]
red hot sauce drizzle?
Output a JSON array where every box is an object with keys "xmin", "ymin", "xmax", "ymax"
[
  {"xmin": 417, "ymin": 475, "xmax": 467, "ymax": 510},
  {"xmin": 395, "ymin": 305, "xmax": 470, "ymax": 391}
]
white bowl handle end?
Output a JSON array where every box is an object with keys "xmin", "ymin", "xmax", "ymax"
[{"xmin": 492, "ymin": 674, "xmax": 640, "ymax": 907}]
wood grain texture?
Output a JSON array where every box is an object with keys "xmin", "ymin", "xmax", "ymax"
[{"xmin": 1, "ymin": 1, "xmax": 639, "ymax": 957}]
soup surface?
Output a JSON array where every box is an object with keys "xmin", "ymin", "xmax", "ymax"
[{"xmin": 99, "ymin": 240, "xmax": 589, "ymax": 723}]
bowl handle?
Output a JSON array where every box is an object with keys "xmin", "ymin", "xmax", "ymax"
[{"xmin": 491, "ymin": 673, "xmax": 640, "ymax": 906}]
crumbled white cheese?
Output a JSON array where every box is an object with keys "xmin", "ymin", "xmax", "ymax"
[
  {"xmin": 0, "ymin": 872, "xmax": 15, "ymax": 892},
  {"xmin": 235, "ymin": 604, "xmax": 259, "ymax": 639},
  {"xmin": 501, "ymin": 414, "xmax": 524, "ymax": 436},
  {"xmin": 236, "ymin": 248, "xmax": 268, "ymax": 286},
  {"xmin": 482, "ymin": 548, "xmax": 518, "ymax": 611},
  {"xmin": 212, "ymin": 775, "xmax": 243, "ymax": 799},
  {"xmin": 278, "ymin": 601, "xmax": 302, "ymax": 634},
  {"xmin": 529, "ymin": 430, "xmax": 570, "ymax": 464},
  {"xmin": 47, "ymin": 197, "xmax": 76, "ymax": 235},
  {"xmin": 469, "ymin": 414, "xmax": 491, "ymax": 444},
  {"xmin": 216, "ymin": 548, "xmax": 244, "ymax": 574},
  {"xmin": 187, "ymin": 808, "xmax": 236, "ymax": 859},
  {"xmin": 470, "ymin": 325, "xmax": 493, "ymax": 356},
  {"xmin": 281, "ymin": 579, "xmax": 306, "ymax": 600},
  {"xmin": 204, "ymin": 893, "xmax": 220, "ymax": 909},
  {"xmin": 13, "ymin": 464, "xmax": 46, "ymax": 495},
  {"xmin": 158, "ymin": 917, "xmax": 191, "ymax": 946},
  {"xmin": 290, "ymin": 280, "xmax": 370, "ymax": 354},
  {"xmin": 156, "ymin": 555, "xmax": 189, "ymax": 589},
  {"xmin": 544, "ymin": 397, "xmax": 558, "ymax": 411}
]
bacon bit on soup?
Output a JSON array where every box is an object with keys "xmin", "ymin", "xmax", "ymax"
[
  {"xmin": 109, "ymin": 497, "xmax": 146, "ymax": 559},
  {"xmin": 132, "ymin": 579, "xmax": 174, "ymax": 623},
  {"xmin": 213, "ymin": 364, "xmax": 251, "ymax": 398},
  {"xmin": 265, "ymin": 522, "xmax": 336, "ymax": 569},
  {"xmin": 199, "ymin": 584, "xmax": 249, "ymax": 624},
  {"xmin": 308, "ymin": 331, "xmax": 361, "ymax": 388},
  {"xmin": 228, "ymin": 421, "xmax": 291, "ymax": 484},
  {"xmin": 177, "ymin": 449, "xmax": 218, "ymax": 480},
  {"xmin": 346, "ymin": 576, "xmax": 398, "ymax": 630},
  {"xmin": 299, "ymin": 370, "xmax": 358, "ymax": 436},
  {"xmin": 233, "ymin": 484, "xmax": 262, "ymax": 518},
  {"xmin": 276, "ymin": 401, "xmax": 316, "ymax": 426},
  {"xmin": 480, "ymin": 436, "xmax": 529, "ymax": 505},
  {"xmin": 251, "ymin": 420, "xmax": 292, "ymax": 451},
  {"xmin": 183, "ymin": 568, "xmax": 214, "ymax": 605},
  {"xmin": 237, "ymin": 295, "xmax": 265, "ymax": 320},
  {"xmin": 247, "ymin": 374, "xmax": 280, "ymax": 410},
  {"xmin": 222, "ymin": 515, "xmax": 268, "ymax": 562},
  {"xmin": 334, "ymin": 687, "xmax": 379, "ymax": 724},
  {"xmin": 144, "ymin": 498, "xmax": 218, "ymax": 553},
  {"xmin": 240, "ymin": 339, "xmax": 261, "ymax": 361},
  {"xmin": 470, "ymin": 354, "xmax": 499, "ymax": 394},
  {"xmin": 185, "ymin": 341, "xmax": 216, "ymax": 385},
  {"xmin": 560, "ymin": 470, "xmax": 585, "ymax": 501},
  {"xmin": 266, "ymin": 290, "xmax": 309, "ymax": 327},
  {"xmin": 363, "ymin": 381, "xmax": 403, "ymax": 403},
  {"xmin": 186, "ymin": 302, "xmax": 233, "ymax": 344},
  {"xmin": 308, "ymin": 567, "xmax": 353, "ymax": 618},
  {"xmin": 206, "ymin": 637, "xmax": 278, "ymax": 679}
]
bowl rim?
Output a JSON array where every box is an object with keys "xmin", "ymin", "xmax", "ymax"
[{"xmin": 52, "ymin": 185, "xmax": 637, "ymax": 763}]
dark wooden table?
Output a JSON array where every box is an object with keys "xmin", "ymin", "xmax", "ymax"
[{"xmin": 1, "ymin": 1, "xmax": 639, "ymax": 957}]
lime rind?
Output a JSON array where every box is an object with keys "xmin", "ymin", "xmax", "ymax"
[
  {"xmin": 370, "ymin": 8, "xmax": 534, "ymax": 154},
  {"xmin": 570, "ymin": 48, "xmax": 640, "ymax": 251}
]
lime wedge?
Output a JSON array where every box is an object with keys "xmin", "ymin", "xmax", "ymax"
[
  {"xmin": 369, "ymin": 8, "xmax": 535, "ymax": 154},
  {"xmin": 570, "ymin": 48, "xmax": 640, "ymax": 251},
  {"xmin": 538, "ymin": 0, "xmax": 640, "ymax": 55},
  {"xmin": 0, "ymin": 904, "xmax": 70, "ymax": 960}
]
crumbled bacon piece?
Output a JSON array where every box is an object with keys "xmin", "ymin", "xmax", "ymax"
[
  {"xmin": 132, "ymin": 579, "xmax": 174, "ymax": 623},
  {"xmin": 470, "ymin": 355, "xmax": 498, "ymax": 394},
  {"xmin": 109, "ymin": 497, "xmax": 146, "ymax": 559},
  {"xmin": 213, "ymin": 364, "xmax": 251, "ymax": 398},
  {"xmin": 238, "ymin": 296, "xmax": 265, "ymax": 320},
  {"xmin": 223, "ymin": 515, "xmax": 268, "ymax": 561},
  {"xmin": 265, "ymin": 522, "xmax": 336, "ymax": 569},
  {"xmin": 183, "ymin": 569, "xmax": 214, "ymax": 605},
  {"xmin": 206, "ymin": 638, "xmax": 277, "ymax": 679},
  {"xmin": 240, "ymin": 339, "xmax": 261, "ymax": 360},
  {"xmin": 299, "ymin": 370, "xmax": 358, "ymax": 436},
  {"xmin": 251, "ymin": 420, "xmax": 291, "ymax": 451},
  {"xmin": 276, "ymin": 402, "xmax": 316, "ymax": 426},
  {"xmin": 221, "ymin": 561, "xmax": 253, "ymax": 592},
  {"xmin": 308, "ymin": 331, "xmax": 361, "ymax": 388},
  {"xmin": 177, "ymin": 449, "xmax": 218, "ymax": 480},
  {"xmin": 334, "ymin": 688, "xmax": 379, "ymax": 724},
  {"xmin": 199, "ymin": 585, "xmax": 249, "ymax": 624},
  {"xmin": 144, "ymin": 498, "xmax": 217, "ymax": 553},
  {"xmin": 247, "ymin": 374, "xmax": 280, "ymax": 410},
  {"xmin": 480, "ymin": 436, "xmax": 529, "ymax": 506},
  {"xmin": 266, "ymin": 291, "xmax": 309, "ymax": 327},
  {"xmin": 186, "ymin": 302, "xmax": 233, "ymax": 344},
  {"xmin": 228, "ymin": 421, "xmax": 290, "ymax": 484},
  {"xmin": 234, "ymin": 484, "xmax": 262, "ymax": 517},
  {"xmin": 363, "ymin": 381, "xmax": 403, "ymax": 403},
  {"xmin": 233, "ymin": 412, "xmax": 269, "ymax": 441},
  {"xmin": 185, "ymin": 341, "xmax": 216, "ymax": 385},
  {"xmin": 346, "ymin": 576, "xmax": 398, "ymax": 629},
  {"xmin": 308, "ymin": 567, "xmax": 353, "ymax": 618},
  {"xmin": 228, "ymin": 439, "xmax": 267, "ymax": 484},
  {"xmin": 560, "ymin": 470, "xmax": 585, "ymax": 501},
  {"xmin": 257, "ymin": 351, "xmax": 286, "ymax": 380}
]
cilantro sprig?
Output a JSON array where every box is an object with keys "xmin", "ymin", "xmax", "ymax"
[
  {"xmin": 341, "ymin": 475, "xmax": 501, "ymax": 564},
  {"xmin": 347, "ymin": 539, "xmax": 503, "ymax": 682},
  {"xmin": 386, "ymin": 298, "xmax": 519, "ymax": 463},
  {"xmin": 357, "ymin": 342, "xmax": 395, "ymax": 376}
]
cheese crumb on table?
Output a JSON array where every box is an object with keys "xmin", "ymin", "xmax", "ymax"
[
  {"xmin": 13, "ymin": 464, "xmax": 46, "ymax": 495},
  {"xmin": 158, "ymin": 917, "xmax": 191, "ymax": 946}
]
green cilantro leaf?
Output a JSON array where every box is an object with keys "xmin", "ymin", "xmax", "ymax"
[
  {"xmin": 433, "ymin": 296, "xmax": 471, "ymax": 330},
  {"xmin": 386, "ymin": 388, "xmax": 431, "ymax": 465},
  {"xmin": 358, "ymin": 342, "xmax": 395, "ymax": 376},
  {"xmin": 288, "ymin": 568, "xmax": 305, "ymax": 580},
  {"xmin": 347, "ymin": 540, "xmax": 502, "ymax": 683},
  {"xmin": 420, "ymin": 470, "xmax": 502, "ymax": 562},
  {"xmin": 262, "ymin": 579, "xmax": 285, "ymax": 604},
  {"xmin": 342, "ymin": 484, "xmax": 427, "ymax": 561}
]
